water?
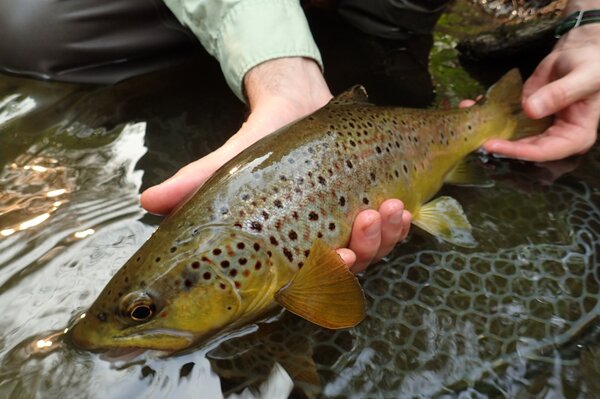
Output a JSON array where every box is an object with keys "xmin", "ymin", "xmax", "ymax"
[{"xmin": 1, "ymin": 3, "xmax": 599, "ymax": 398}]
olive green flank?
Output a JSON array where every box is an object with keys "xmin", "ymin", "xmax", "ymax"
[{"xmin": 69, "ymin": 69, "xmax": 550, "ymax": 352}]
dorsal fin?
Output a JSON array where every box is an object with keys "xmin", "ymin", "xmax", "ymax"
[{"xmin": 330, "ymin": 85, "xmax": 371, "ymax": 105}]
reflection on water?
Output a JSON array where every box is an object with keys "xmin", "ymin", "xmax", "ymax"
[{"xmin": 1, "ymin": 4, "xmax": 599, "ymax": 399}]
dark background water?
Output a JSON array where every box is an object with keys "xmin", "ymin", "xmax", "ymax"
[{"xmin": 1, "ymin": 1, "xmax": 599, "ymax": 398}]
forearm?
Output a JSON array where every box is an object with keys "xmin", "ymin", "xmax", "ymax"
[{"xmin": 163, "ymin": 0, "xmax": 323, "ymax": 102}]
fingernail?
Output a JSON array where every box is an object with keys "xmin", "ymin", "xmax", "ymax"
[
  {"xmin": 389, "ymin": 209, "xmax": 403, "ymax": 224},
  {"xmin": 528, "ymin": 95, "xmax": 544, "ymax": 117},
  {"xmin": 365, "ymin": 220, "xmax": 380, "ymax": 238}
]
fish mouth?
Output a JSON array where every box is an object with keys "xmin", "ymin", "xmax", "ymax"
[{"xmin": 109, "ymin": 328, "xmax": 197, "ymax": 351}]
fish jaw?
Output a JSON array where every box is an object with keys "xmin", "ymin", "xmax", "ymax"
[{"xmin": 69, "ymin": 315, "xmax": 196, "ymax": 352}]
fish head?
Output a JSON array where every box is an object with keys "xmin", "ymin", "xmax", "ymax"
[{"xmin": 70, "ymin": 226, "xmax": 280, "ymax": 352}]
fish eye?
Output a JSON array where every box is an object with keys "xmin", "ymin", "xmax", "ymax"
[
  {"xmin": 120, "ymin": 292, "xmax": 156, "ymax": 323},
  {"xmin": 130, "ymin": 304, "xmax": 153, "ymax": 321}
]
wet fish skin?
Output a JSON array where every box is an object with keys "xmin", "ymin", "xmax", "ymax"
[{"xmin": 70, "ymin": 70, "xmax": 548, "ymax": 351}]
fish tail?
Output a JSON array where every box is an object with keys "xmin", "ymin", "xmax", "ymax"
[{"xmin": 484, "ymin": 69, "xmax": 551, "ymax": 140}]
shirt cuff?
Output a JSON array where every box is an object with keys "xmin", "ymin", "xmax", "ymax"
[{"xmin": 216, "ymin": 0, "xmax": 323, "ymax": 102}]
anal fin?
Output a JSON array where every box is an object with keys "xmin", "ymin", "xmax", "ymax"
[
  {"xmin": 274, "ymin": 239, "xmax": 366, "ymax": 329},
  {"xmin": 413, "ymin": 196, "xmax": 477, "ymax": 248}
]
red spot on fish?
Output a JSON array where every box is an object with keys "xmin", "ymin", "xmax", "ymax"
[
  {"xmin": 243, "ymin": 270, "xmax": 250, "ymax": 277},
  {"xmin": 235, "ymin": 281, "xmax": 241, "ymax": 289}
]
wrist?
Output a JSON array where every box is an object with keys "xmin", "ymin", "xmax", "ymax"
[
  {"xmin": 243, "ymin": 57, "xmax": 332, "ymax": 119},
  {"xmin": 564, "ymin": 0, "xmax": 600, "ymax": 14}
]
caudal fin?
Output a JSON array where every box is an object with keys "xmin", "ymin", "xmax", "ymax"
[{"xmin": 485, "ymin": 69, "xmax": 552, "ymax": 140}]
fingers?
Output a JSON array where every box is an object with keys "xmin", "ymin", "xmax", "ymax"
[
  {"xmin": 341, "ymin": 199, "xmax": 411, "ymax": 273},
  {"xmin": 345, "ymin": 210, "xmax": 381, "ymax": 273},
  {"xmin": 482, "ymin": 125, "xmax": 588, "ymax": 162},
  {"xmin": 375, "ymin": 200, "xmax": 411, "ymax": 260},
  {"xmin": 459, "ymin": 99, "xmax": 476, "ymax": 108}
]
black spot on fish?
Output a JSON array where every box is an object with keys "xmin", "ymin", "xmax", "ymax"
[
  {"xmin": 363, "ymin": 197, "xmax": 370, "ymax": 205},
  {"xmin": 213, "ymin": 248, "xmax": 222, "ymax": 256},
  {"xmin": 370, "ymin": 172, "xmax": 376, "ymax": 181},
  {"xmin": 292, "ymin": 211, "xmax": 299, "ymax": 220},
  {"xmin": 308, "ymin": 211, "xmax": 319, "ymax": 221},
  {"xmin": 203, "ymin": 272, "xmax": 211, "ymax": 280},
  {"xmin": 304, "ymin": 249, "xmax": 310, "ymax": 257},
  {"xmin": 376, "ymin": 146, "xmax": 382, "ymax": 154},
  {"xmin": 274, "ymin": 199, "xmax": 283, "ymax": 208},
  {"xmin": 234, "ymin": 222, "xmax": 242, "ymax": 229},
  {"xmin": 349, "ymin": 140, "xmax": 356, "ymax": 147},
  {"xmin": 403, "ymin": 164, "xmax": 409, "ymax": 174},
  {"xmin": 220, "ymin": 207, "xmax": 228, "ymax": 215},
  {"xmin": 219, "ymin": 283, "xmax": 227, "ymax": 290},
  {"xmin": 468, "ymin": 124, "xmax": 472, "ymax": 130},
  {"xmin": 136, "ymin": 256, "xmax": 141, "ymax": 262},
  {"xmin": 395, "ymin": 170, "xmax": 400, "ymax": 178},
  {"xmin": 192, "ymin": 262, "xmax": 200, "ymax": 269},
  {"xmin": 170, "ymin": 247, "xmax": 177, "ymax": 253},
  {"xmin": 280, "ymin": 175, "xmax": 287, "ymax": 182},
  {"xmin": 283, "ymin": 248, "xmax": 294, "ymax": 262},
  {"xmin": 329, "ymin": 223, "xmax": 336, "ymax": 231},
  {"xmin": 155, "ymin": 257, "xmax": 161, "ymax": 263},
  {"xmin": 239, "ymin": 258, "xmax": 247, "ymax": 265},
  {"xmin": 317, "ymin": 232, "xmax": 323, "ymax": 238},
  {"xmin": 318, "ymin": 176, "xmax": 326, "ymax": 185},
  {"xmin": 255, "ymin": 261, "xmax": 262, "ymax": 270},
  {"xmin": 298, "ymin": 262, "xmax": 304, "ymax": 268},
  {"xmin": 261, "ymin": 210, "xmax": 269, "ymax": 220},
  {"xmin": 270, "ymin": 236, "xmax": 279, "ymax": 246},
  {"xmin": 339, "ymin": 196, "xmax": 346, "ymax": 206},
  {"xmin": 124, "ymin": 277, "xmax": 129, "ymax": 283},
  {"xmin": 253, "ymin": 243, "xmax": 260, "ymax": 251},
  {"xmin": 192, "ymin": 228, "xmax": 200, "ymax": 236},
  {"xmin": 288, "ymin": 230, "xmax": 298, "ymax": 240},
  {"xmin": 184, "ymin": 279, "xmax": 193, "ymax": 288},
  {"xmin": 241, "ymin": 194, "xmax": 250, "ymax": 201},
  {"xmin": 221, "ymin": 260, "xmax": 230, "ymax": 268},
  {"xmin": 229, "ymin": 269, "xmax": 238, "ymax": 277},
  {"xmin": 346, "ymin": 160, "xmax": 353, "ymax": 169},
  {"xmin": 250, "ymin": 221, "xmax": 263, "ymax": 232},
  {"xmin": 236, "ymin": 242, "xmax": 244, "ymax": 250}
]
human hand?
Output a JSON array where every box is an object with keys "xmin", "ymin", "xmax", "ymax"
[
  {"xmin": 140, "ymin": 57, "xmax": 412, "ymax": 271},
  {"xmin": 482, "ymin": 21, "xmax": 600, "ymax": 161}
]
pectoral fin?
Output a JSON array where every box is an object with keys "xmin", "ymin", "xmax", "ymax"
[
  {"xmin": 413, "ymin": 196, "xmax": 477, "ymax": 247},
  {"xmin": 275, "ymin": 239, "xmax": 366, "ymax": 329},
  {"xmin": 445, "ymin": 158, "xmax": 494, "ymax": 187}
]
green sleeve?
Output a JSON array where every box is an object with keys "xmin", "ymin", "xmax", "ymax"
[{"xmin": 163, "ymin": 0, "xmax": 323, "ymax": 102}]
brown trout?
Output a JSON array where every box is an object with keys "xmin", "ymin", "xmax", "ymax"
[{"xmin": 70, "ymin": 69, "xmax": 549, "ymax": 351}]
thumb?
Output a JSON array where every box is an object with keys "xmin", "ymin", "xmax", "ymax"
[{"xmin": 524, "ymin": 66, "xmax": 599, "ymax": 118}]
